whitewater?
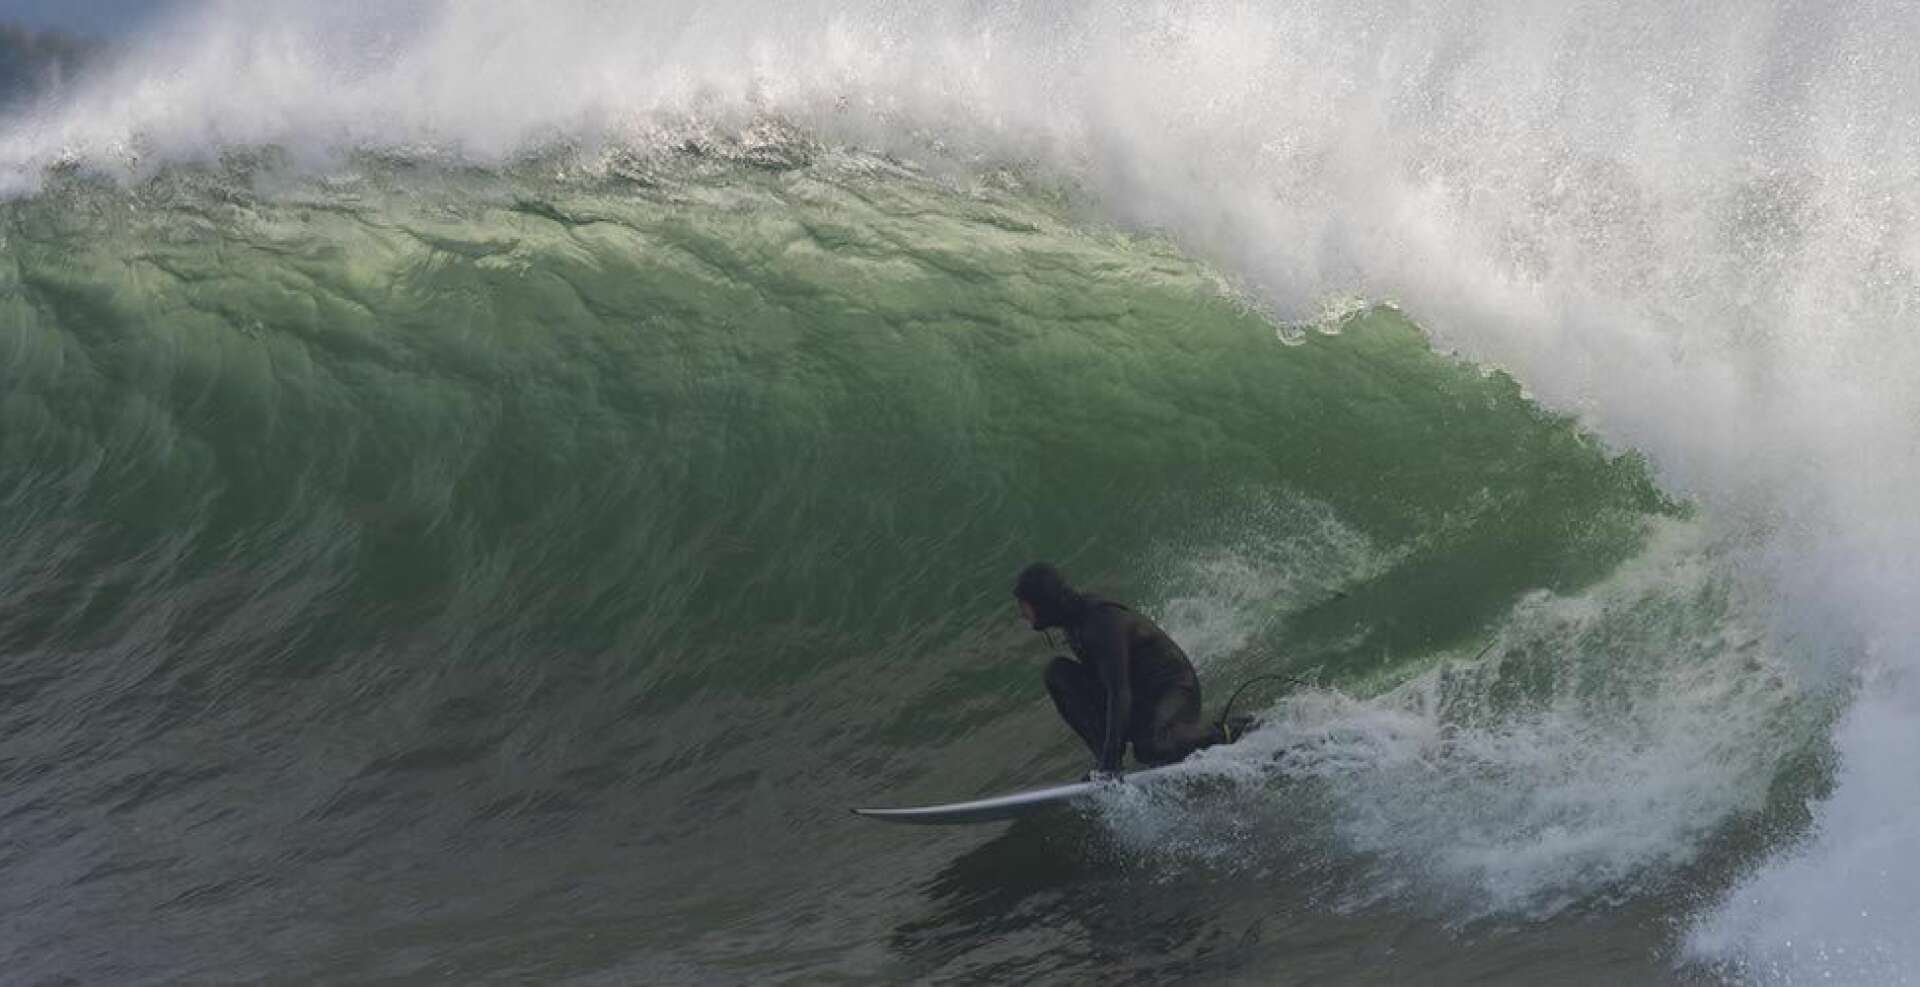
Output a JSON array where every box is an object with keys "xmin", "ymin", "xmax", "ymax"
[{"xmin": 2, "ymin": 2, "xmax": 1916, "ymax": 983}]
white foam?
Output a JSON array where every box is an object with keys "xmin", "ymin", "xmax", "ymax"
[
  {"xmin": 1110, "ymin": 522, "xmax": 1815, "ymax": 921},
  {"xmin": 1688, "ymin": 670, "xmax": 1920, "ymax": 982}
]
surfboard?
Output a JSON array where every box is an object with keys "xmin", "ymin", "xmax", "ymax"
[{"xmin": 851, "ymin": 761, "xmax": 1191, "ymax": 825}]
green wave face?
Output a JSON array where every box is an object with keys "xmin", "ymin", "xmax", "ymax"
[{"xmin": 2, "ymin": 156, "xmax": 1669, "ymax": 690}]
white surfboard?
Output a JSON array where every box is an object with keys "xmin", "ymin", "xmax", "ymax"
[{"xmin": 851, "ymin": 761, "xmax": 1190, "ymax": 825}]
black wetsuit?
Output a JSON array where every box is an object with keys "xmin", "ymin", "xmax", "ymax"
[{"xmin": 1017, "ymin": 564, "xmax": 1220, "ymax": 771}]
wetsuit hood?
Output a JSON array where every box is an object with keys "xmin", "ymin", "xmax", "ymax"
[{"xmin": 1013, "ymin": 562, "xmax": 1087, "ymax": 630}]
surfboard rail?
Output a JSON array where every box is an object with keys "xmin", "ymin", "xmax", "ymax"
[{"xmin": 851, "ymin": 762, "xmax": 1189, "ymax": 825}]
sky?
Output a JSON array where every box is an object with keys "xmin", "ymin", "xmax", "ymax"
[{"xmin": 1, "ymin": 0, "xmax": 190, "ymax": 38}]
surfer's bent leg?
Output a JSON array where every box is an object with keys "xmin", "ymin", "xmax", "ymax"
[
  {"xmin": 1044, "ymin": 656, "xmax": 1106, "ymax": 759},
  {"xmin": 1131, "ymin": 683, "xmax": 1223, "ymax": 766}
]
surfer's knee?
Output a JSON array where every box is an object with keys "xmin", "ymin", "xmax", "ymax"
[
  {"xmin": 1132, "ymin": 740, "xmax": 1180, "ymax": 766},
  {"xmin": 1134, "ymin": 726, "xmax": 1203, "ymax": 766},
  {"xmin": 1043, "ymin": 656, "xmax": 1079, "ymax": 695}
]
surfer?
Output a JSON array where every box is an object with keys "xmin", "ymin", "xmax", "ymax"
[{"xmin": 1015, "ymin": 563, "xmax": 1246, "ymax": 779}]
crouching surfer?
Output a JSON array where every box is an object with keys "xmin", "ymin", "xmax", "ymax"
[{"xmin": 1014, "ymin": 562, "xmax": 1250, "ymax": 781}]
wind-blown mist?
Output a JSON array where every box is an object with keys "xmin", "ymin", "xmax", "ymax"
[{"xmin": 4, "ymin": 1, "xmax": 1917, "ymax": 982}]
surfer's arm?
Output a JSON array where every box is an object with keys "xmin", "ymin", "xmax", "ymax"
[{"xmin": 1089, "ymin": 613, "xmax": 1132, "ymax": 772}]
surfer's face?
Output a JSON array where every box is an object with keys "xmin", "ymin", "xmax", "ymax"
[{"xmin": 1017, "ymin": 598, "xmax": 1038, "ymax": 628}]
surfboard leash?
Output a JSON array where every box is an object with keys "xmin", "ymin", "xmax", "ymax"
[{"xmin": 1216, "ymin": 672, "xmax": 1312, "ymax": 738}]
